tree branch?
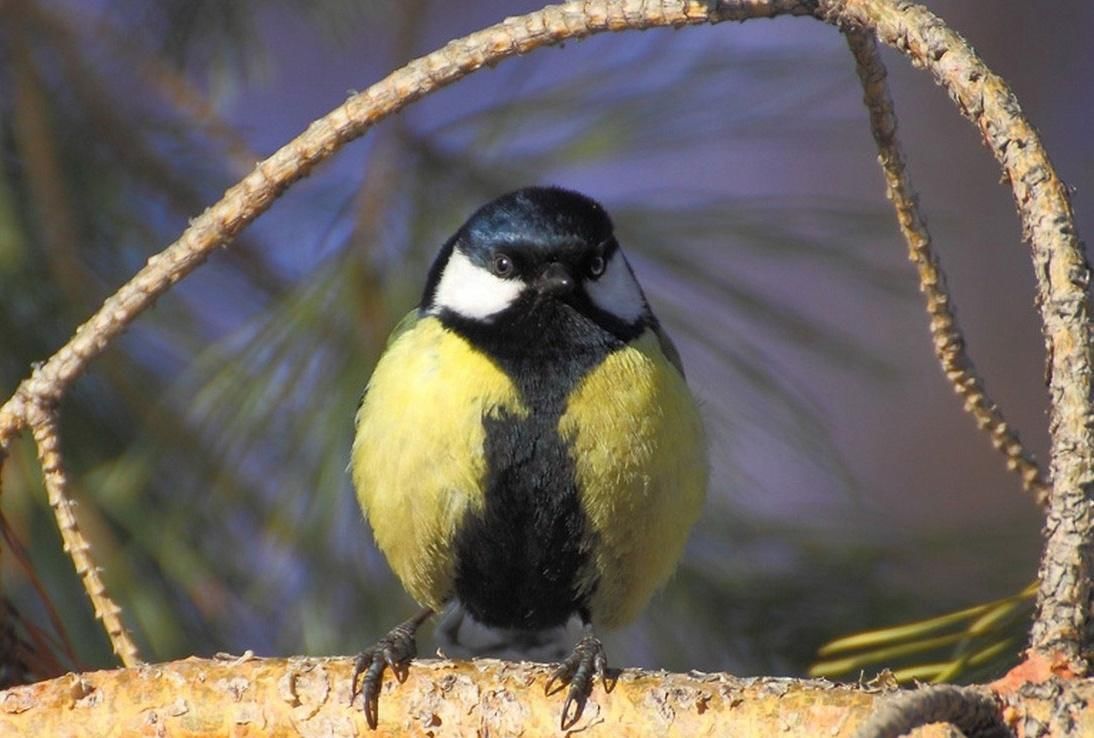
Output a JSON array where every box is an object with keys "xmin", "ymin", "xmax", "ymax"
[
  {"xmin": 823, "ymin": 0, "xmax": 1093, "ymax": 674},
  {"xmin": 24, "ymin": 408, "xmax": 140, "ymax": 668},
  {"xmin": 4, "ymin": 656, "xmax": 1091, "ymax": 737},
  {"xmin": 845, "ymin": 28, "xmax": 1049, "ymax": 506}
]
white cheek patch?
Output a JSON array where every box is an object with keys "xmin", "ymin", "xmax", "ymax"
[
  {"xmin": 586, "ymin": 251, "xmax": 646, "ymax": 324},
  {"xmin": 431, "ymin": 249, "xmax": 525, "ymax": 320}
]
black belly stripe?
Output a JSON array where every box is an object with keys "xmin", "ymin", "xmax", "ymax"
[
  {"xmin": 453, "ymin": 407, "xmax": 588, "ymax": 629},
  {"xmin": 444, "ymin": 299, "xmax": 641, "ymax": 630}
]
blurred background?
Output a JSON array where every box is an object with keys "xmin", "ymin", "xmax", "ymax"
[{"xmin": 0, "ymin": 0, "xmax": 1090, "ymax": 685}]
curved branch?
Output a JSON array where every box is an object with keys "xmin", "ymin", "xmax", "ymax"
[
  {"xmin": 823, "ymin": 0, "xmax": 1092, "ymax": 673},
  {"xmin": 845, "ymin": 28, "xmax": 1049, "ymax": 506}
]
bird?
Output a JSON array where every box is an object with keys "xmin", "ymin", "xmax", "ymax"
[{"xmin": 349, "ymin": 186, "xmax": 707, "ymax": 729}]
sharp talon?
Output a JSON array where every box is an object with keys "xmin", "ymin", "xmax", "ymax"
[
  {"xmin": 363, "ymin": 659, "xmax": 387, "ymax": 729},
  {"xmin": 560, "ymin": 691, "xmax": 583, "ymax": 730},
  {"xmin": 351, "ymin": 609, "xmax": 433, "ymax": 730},
  {"xmin": 544, "ymin": 672, "xmax": 564, "ymax": 697},
  {"xmin": 601, "ymin": 668, "xmax": 619, "ymax": 694},
  {"xmin": 561, "ymin": 683, "xmax": 594, "ymax": 731},
  {"xmin": 549, "ymin": 633, "xmax": 608, "ymax": 729},
  {"xmin": 350, "ymin": 653, "xmax": 369, "ymax": 703},
  {"xmin": 545, "ymin": 660, "xmax": 574, "ymax": 697},
  {"xmin": 365, "ymin": 700, "xmax": 378, "ymax": 731}
]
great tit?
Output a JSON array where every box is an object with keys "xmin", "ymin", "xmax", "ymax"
[{"xmin": 350, "ymin": 186, "xmax": 707, "ymax": 728}]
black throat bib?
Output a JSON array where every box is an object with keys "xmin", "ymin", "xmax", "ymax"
[{"xmin": 441, "ymin": 300, "xmax": 634, "ymax": 630}]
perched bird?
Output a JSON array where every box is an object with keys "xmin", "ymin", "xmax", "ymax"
[{"xmin": 350, "ymin": 186, "xmax": 707, "ymax": 728}]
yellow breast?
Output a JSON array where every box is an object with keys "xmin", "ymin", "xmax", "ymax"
[
  {"xmin": 351, "ymin": 316, "xmax": 525, "ymax": 610},
  {"xmin": 353, "ymin": 316, "xmax": 706, "ymax": 627},
  {"xmin": 559, "ymin": 330, "xmax": 707, "ymax": 627}
]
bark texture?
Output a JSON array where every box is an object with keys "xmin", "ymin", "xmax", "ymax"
[{"xmin": 1, "ymin": 657, "xmax": 1091, "ymax": 737}]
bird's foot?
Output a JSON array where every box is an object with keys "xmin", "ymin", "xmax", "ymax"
[
  {"xmin": 351, "ymin": 608, "xmax": 432, "ymax": 729},
  {"xmin": 544, "ymin": 633, "xmax": 609, "ymax": 729}
]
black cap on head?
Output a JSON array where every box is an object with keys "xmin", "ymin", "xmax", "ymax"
[
  {"xmin": 460, "ymin": 186, "xmax": 614, "ymax": 258},
  {"xmin": 420, "ymin": 185, "xmax": 657, "ymax": 355},
  {"xmin": 421, "ymin": 186, "xmax": 616, "ymax": 308}
]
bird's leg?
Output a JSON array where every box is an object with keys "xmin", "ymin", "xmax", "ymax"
[
  {"xmin": 544, "ymin": 622, "xmax": 609, "ymax": 730},
  {"xmin": 434, "ymin": 604, "xmax": 466, "ymax": 653},
  {"xmin": 351, "ymin": 607, "xmax": 434, "ymax": 729}
]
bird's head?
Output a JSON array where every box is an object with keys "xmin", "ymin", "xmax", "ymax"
[{"xmin": 422, "ymin": 187, "xmax": 651, "ymax": 341}]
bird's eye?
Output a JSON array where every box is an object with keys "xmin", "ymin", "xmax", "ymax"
[
  {"xmin": 587, "ymin": 255, "xmax": 606, "ymax": 279},
  {"xmin": 491, "ymin": 253, "xmax": 514, "ymax": 277}
]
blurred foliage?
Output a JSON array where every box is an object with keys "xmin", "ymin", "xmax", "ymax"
[
  {"xmin": 0, "ymin": 0, "xmax": 1036, "ymax": 685},
  {"xmin": 811, "ymin": 581, "xmax": 1035, "ymax": 684}
]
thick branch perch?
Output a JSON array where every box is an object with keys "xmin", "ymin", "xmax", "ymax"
[{"xmin": 1, "ymin": 657, "xmax": 1090, "ymax": 737}]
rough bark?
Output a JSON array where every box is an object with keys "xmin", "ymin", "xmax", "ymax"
[{"xmin": 0, "ymin": 657, "xmax": 1091, "ymax": 737}]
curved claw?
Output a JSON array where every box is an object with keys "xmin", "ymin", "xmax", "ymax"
[
  {"xmin": 350, "ymin": 608, "xmax": 433, "ymax": 730},
  {"xmin": 560, "ymin": 687, "xmax": 587, "ymax": 731},
  {"xmin": 543, "ymin": 668, "xmax": 566, "ymax": 697},
  {"xmin": 546, "ymin": 634, "xmax": 608, "ymax": 729},
  {"xmin": 384, "ymin": 643, "xmax": 412, "ymax": 683},
  {"xmin": 351, "ymin": 648, "xmax": 396, "ymax": 729}
]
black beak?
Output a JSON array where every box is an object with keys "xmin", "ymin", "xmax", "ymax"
[{"xmin": 536, "ymin": 262, "xmax": 575, "ymax": 296}]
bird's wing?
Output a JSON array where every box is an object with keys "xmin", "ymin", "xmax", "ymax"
[
  {"xmin": 651, "ymin": 321, "xmax": 686, "ymax": 379},
  {"xmin": 386, "ymin": 308, "xmax": 422, "ymax": 347},
  {"xmin": 356, "ymin": 309, "xmax": 422, "ymax": 411}
]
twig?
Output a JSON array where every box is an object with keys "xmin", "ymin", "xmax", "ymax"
[
  {"xmin": 25, "ymin": 407, "xmax": 141, "ymax": 667},
  {"xmin": 844, "ymin": 29, "xmax": 1049, "ymax": 505}
]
